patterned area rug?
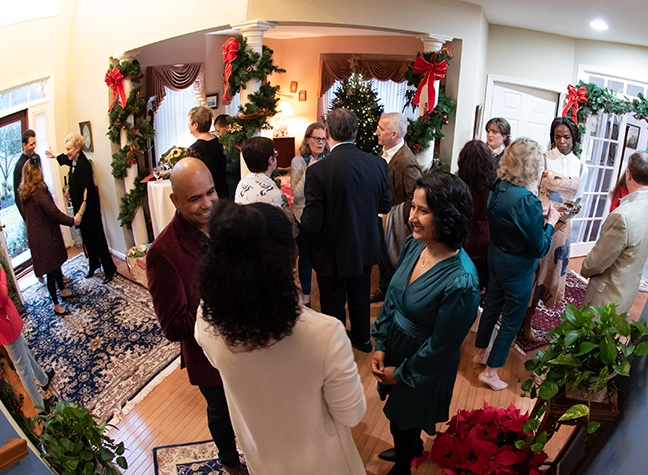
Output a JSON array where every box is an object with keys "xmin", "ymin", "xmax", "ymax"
[
  {"xmin": 153, "ymin": 440, "xmax": 247, "ymax": 475},
  {"xmin": 515, "ymin": 270, "xmax": 587, "ymax": 352},
  {"xmin": 20, "ymin": 254, "xmax": 180, "ymax": 421}
]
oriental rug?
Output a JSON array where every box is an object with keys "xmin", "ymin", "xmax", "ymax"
[
  {"xmin": 514, "ymin": 270, "xmax": 587, "ymax": 353},
  {"xmin": 19, "ymin": 254, "xmax": 180, "ymax": 422},
  {"xmin": 153, "ymin": 440, "xmax": 247, "ymax": 475}
]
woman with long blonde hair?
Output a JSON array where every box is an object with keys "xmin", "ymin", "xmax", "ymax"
[{"xmin": 20, "ymin": 156, "xmax": 81, "ymax": 315}]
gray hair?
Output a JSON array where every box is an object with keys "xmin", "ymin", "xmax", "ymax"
[{"xmin": 381, "ymin": 112, "xmax": 408, "ymax": 139}]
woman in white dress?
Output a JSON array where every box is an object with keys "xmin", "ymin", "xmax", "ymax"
[{"xmin": 195, "ymin": 200, "xmax": 366, "ymax": 475}]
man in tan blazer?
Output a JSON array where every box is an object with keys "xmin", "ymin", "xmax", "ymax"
[
  {"xmin": 371, "ymin": 112, "xmax": 422, "ymax": 302},
  {"xmin": 581, "ymin": 150, "xmax": 648, "ymax": 315}
]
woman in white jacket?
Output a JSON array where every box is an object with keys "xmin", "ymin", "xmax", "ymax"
[{"xmin": 195, "ymin": 200, "xmax": 366, "ymax": 475}]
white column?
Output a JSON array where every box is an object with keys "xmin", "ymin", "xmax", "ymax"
[
  {"xmin": 415, "ymin": 34, "xmax": 453, "ymax": 171},
  {"xmin": 230, "ymin": 20, "xmax": 277, "ymax": 178},
  {"xmin": 115, "ymin": 53, "xmax": 148, "ymax": 246}
]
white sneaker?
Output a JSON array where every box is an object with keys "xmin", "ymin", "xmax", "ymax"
[{"xmin": 478, "ymin": 371, "xmax": 509, "ymax": 391}]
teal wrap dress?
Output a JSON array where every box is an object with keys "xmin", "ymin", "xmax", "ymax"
[{"xmin": 370, "ymin": 236, "xmax": 480, "ymax": 434}]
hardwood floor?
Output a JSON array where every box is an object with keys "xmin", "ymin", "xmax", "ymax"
[{"xmin": 4, "ymin": 250, "xmax": 646, "ymax": 474}]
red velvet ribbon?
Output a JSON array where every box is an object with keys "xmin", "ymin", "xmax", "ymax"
[
  {"xmin": 222, "ymin": 37, "xmax": 239, "ymax": 102},
  {"xmin": 105, "ymin": 68, "xmax": 127, "ymax": 112},
  {"xmin": 412, "ymin": 56, "xmax": 447, "ymax": 113},
  {"xmin": 562, "ymin": 85, "xmax": 588, "ymax": 123}
]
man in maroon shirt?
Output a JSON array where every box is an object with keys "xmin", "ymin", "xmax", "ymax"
[{"xmin": 146, "ymin": 157, "xmax": 246, "ymax": 475}]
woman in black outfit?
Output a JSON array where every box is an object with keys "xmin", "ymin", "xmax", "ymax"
[
  {"xmin": 47, "ymin": 133, "xmax": 116, "ymax": 283},
  {"xmin": 187, "ymin": 105, "xmax": 229, "ymax": 199}
]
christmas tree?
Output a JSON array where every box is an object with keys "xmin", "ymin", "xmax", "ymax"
[{"xmin": 329, "ymin": 73, "xmax": 384, "ymax": 155}]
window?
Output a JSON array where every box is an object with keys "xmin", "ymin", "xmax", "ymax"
[
  {"xmin": 153, "ymin": 87, "xmax": 200, "ymax": 160},
  {"xmin": 0, "ymin": 80, "xmax": 47, "ymax": 114}
]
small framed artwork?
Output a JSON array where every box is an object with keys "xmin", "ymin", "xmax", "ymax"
[
  {"xmin": 299, "ymin": 90, "xmax": 307, "ymax": 102},
  {"xmin": 206, "ymin": 94, "xmax": 219, "ymax": 109},
  {"xmin": 79, "ymin": 121, "xmax": 93, "ymax": 152},
  {"xmin": 626, "ymin": 124, "xmax": 640, "ymax": 150},
  {"xmin": 290, "ymin": 81, "xmax": 298, "ymax": 93}
]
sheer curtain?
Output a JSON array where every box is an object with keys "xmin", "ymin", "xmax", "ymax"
[
  {"xmin": 153, "ymin": 86, "xmax": 200, "ymax": 160},
  {"xmin": 324, "ymin": 79, "xmax": 417, "ymax": 121}
]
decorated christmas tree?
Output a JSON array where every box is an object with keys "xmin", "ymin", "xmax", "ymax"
[{"xmin": 329, "ymin": 73, "xmax": 384, "ymax": 155}]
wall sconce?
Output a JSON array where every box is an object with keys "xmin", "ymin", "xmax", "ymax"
[{"xmin": 274, "ymin": 101, "xmax": 295, "ymax": 137}]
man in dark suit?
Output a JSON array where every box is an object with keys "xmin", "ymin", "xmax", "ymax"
[
  {"xmin": 146, "ymin": 158, "xmax": 247, "ymax": 475},
  {"xmin": 13, "ymin": 129, "xmax": 36, "ymax": 218},
  {"xmin": 303, "ymin": 108, "xmax": 392, "ymax": 353},
  {"xmin": 371, "ymin": 112, "xmax": 422, "ymax": 302}
]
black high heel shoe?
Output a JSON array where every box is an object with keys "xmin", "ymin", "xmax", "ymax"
[{"xmin": 54, "ymin": 308, "xmax": 71, "ymax": 316}]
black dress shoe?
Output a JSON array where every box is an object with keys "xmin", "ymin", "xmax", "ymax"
[
  {"xmin": 346, "ymin": 330, "xmax": 373, "ymax": 353},
  {"xmin": 370, "ymin": 289, "xmax": 386, "ymax": 303},
  {"xmin": 41, "ymin": 368, "xmax": 55, "ymax": 391},
  {"xmin": 378, "ymin": 447, "xmax": 397, "ymax": 462},
  {"xmin": 85, "ymin": 267, "xmax": 99, "ymax": 278},
  {"xmin": 41, "ymin": 395, "xmax": 58, "ymax": 414},
  {"xmin": 103, "ymin": 273, "xmax": 115, "ymax": 284}
]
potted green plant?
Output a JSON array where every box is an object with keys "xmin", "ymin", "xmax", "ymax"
[
  {"xmin": 522, "ymin": 302, "xmax": 648, "ymax": 432},
  {"xmin": 34, "ymin": 400, "xmax": 127, "ymax": 475}
]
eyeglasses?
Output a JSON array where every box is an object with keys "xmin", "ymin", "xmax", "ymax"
[{"xmin": 309, "ymin": 136, "xmax": 327, "ymax": 143}]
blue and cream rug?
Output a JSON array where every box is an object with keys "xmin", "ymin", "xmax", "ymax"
[
  {"xmin": 153, "ymin": 440, "xmax": 247, "ymax": 475},
  {"xmin": 20, "ymin": 254, "xmax": 180, "ymax": 422}
]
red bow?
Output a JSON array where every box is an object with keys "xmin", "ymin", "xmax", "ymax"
[
  {"xmin": 105, "ymin": 68, "xmax": 127, "ymax": 112},
  {"xmin": 222, "ymin": 37, "xmax": 239, "ymax": 102},
  {"xmin": 412, "ymin": 55, "xmax": 447, "ymax": 114},
  {"xmin": 562, "ymin": 85, "xmax": 588, "ymax": 123}
]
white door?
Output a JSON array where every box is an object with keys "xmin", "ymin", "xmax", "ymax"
[{"xmin": 486, "ymin": 81, "xmax": 559, "ymax": 151}]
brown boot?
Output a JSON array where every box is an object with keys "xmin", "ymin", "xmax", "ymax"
[{"xmin": 520, "ymin": 308, "xmax": 536, "ymax": 342}]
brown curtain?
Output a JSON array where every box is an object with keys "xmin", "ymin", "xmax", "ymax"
[
  {"xmin": 319, "ymin": 54, "xmax": 412, "ymax": 97},
  {"xmin": 146, "ymin": 63, "xmax": 205, "ymax": 113}
]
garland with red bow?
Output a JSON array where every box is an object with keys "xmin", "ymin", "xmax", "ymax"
[
  {"xmin": 412, "ymin": 55, "xmax": 448, "ymax": 114},
  {"xmin": 562, "ymin": 85, "xmax": 588, "ymax": 123}
]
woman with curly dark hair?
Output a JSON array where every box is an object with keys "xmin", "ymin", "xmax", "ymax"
[
  {"xmin": 195, "ymin": 200, "xmax": 366, "ymax": 475},
  {"xmin": 457, "ymin": 140, "xmax": 497, "ymax": 294},
  {"xmin": 370, "ymin": 172, "xmax": 480, "ymax": 475}
]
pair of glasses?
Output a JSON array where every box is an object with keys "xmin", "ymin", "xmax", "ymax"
[{"xmin": 310, "ymin": 136, "xmax": 327, "ymax": 143}]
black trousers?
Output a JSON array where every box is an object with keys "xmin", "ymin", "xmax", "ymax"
[
  {"xmin": 198, "ymin": 385, "xmax": 240, "ymax": 469},
  {"xmin": 390, "ymin": 421, "xmax": 423, "ymax": 473},
  {"xmin": 80, "ymin": 221, "xmax": 116, "ymax": 276},
  {"xmin": 46, "ymin": 268, "xmax": 64, "ymax": 305},
  {"xmin": 317, "ymin": 265, "xmax": 372, "ymax": 343}
]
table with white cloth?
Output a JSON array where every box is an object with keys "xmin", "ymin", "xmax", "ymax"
[{"xmin": 147, "ymin": 179, "xmax": 175, "ymax": 238}]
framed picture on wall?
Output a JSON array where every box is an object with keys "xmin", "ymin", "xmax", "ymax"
[
  {"xmin": 290, "ymin": 81, "xmax": 298, "ymax": 93},
  {"xmin": 206, "ymin": 94, "xmax": 219, "ymax": 109},
  {"xmin": 626, "ymin": 124, "xmax": 640, "ymax": 149},
  {"xmin": 79, "ymin": 121, "xmax": 93, "ymax": 152},
  {"xmin": 299, "ymin": 90, "xmax": 307, "ymax": 101}
]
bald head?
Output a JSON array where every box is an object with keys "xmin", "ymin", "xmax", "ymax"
[{"xmin": 170, "ymin": 157, "xmax": 218, "ymax": 233}]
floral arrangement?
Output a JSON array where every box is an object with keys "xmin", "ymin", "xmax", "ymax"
[
  {"xmin": 431, "ymin": 403, "xmax": 548, "ymax": 475},
  {"xmin": 160, "ymin": 146, "xmax": 187, "ymax": 167}
]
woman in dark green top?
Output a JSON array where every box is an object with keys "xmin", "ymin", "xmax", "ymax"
[
  {"xmin": 371, "ymin": 173, "xmax": 480, "ymax": 475},
  {"xmin": 474, "ymin": 138, "xmax": 561, "ymax": 391}
]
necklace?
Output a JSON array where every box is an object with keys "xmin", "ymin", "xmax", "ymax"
[{"xmin": 420, "ymin": 249, "xmax": 432, "ymax": 267}]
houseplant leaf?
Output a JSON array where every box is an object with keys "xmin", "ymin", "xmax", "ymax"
[
  {"xmin": 573, "ymin": 341, "xmax": 597, "ymax": 356},
  {"xmin": 611, "ymin": 314, "xmax": 631, "ymax": 336},
  {"xmin": 548, "ymin": 354, "xmax": 580, "ymax": 366},
  {"xmin": 564, "ymin": 330, "xmax": 581, "ymax": 347},
  {"xmin": 599, "ymin": 335, "xmax": 616, "ymax": 364},
  {"xmin": 588, "ymin": 421, "xmax": 601, "ymax": 433},
  {"xmin": 635, "ymin": 341, "xmax": 648, "ymax": 356},
  {"xmin": 613, "ymin": 359, "xmax": 630, "ymax": 376},
  {"xmin": 539, "ymin": 380, "xmax": 559, "ymax": 400},
  {"xmin": 558, "ymin": 404, "xmax": 589, "ymax": 421}
]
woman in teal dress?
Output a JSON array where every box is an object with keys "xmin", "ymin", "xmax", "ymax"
[{"xmin": 371, "ymin": 172, "xmax": 480, "ymax": 475}]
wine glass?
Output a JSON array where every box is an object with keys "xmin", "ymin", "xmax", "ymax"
[{"xmin": 153, "ymin": 166, "xmax": 161, "ymax": 181}]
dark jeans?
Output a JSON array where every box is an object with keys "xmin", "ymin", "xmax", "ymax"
[
  {"xmin": 317, "ymin": 266, "xmax": 372, "ymax": 343},
  {"xmin": 296, "ymin": 221, "xmax": 313, "ymax": 296},
  {"xmin": 198, "ymin": 385, "xmax": 240, "ymax": 469},
  {"xmin": 46, "ymin": 268, "xmax": 65, "ymax": 305},
  {"xmin": 390, "ymin": 420, "xmax": 423, "ymax": 473},
  {"xmin": 80, "ymin": 221, "xmax": 116, "ymax": 276}
]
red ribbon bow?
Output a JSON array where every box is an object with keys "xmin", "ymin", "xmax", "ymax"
[
  {"xmin": 222, "ymin": 37, "xmax": 239, "ymax": 102},
  {"xmin": 562, "ymin": 85, "xmax": 588, "ymax": 123},
  {"xmin": 412, "ymin": 55, "xmax": 447, "ymax": 114},
  {"xmin": 105, "ymin": 68, "xmax": 127, "ymax": 112}
]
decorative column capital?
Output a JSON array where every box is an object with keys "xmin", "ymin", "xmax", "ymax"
[
  {"xmin": 230, "ymin": 20, "xmax": 277, "ymax": 36},
  {"xmin": 416, "ymin": 34, "xmax": 453, "ymax": 53}
]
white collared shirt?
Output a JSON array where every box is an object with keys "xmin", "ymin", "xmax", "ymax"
[{"xmin": 382, "ymin": 140, "xmax": 405, "ymax": 164}]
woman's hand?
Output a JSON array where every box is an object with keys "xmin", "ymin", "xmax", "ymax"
[
  {"xmin": 371, "ymin": 351, "xmax": 385, "ymax": 381},
  {"xmin": 546, "ymin": 203, "xmax": 562, "ymax": 227},
  {"xmin": 381, "ymin": 367, "xmax": 397, "ymax": 385},
  {"xmin": 45, "ymin": 148, "xmax": 55, "ymax": 159},
  {"xmin": 74, "ymin": 213, "xmax": 82, "ymax": 226}
]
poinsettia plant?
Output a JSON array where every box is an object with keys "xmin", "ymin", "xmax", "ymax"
[{"xmin": 431, "ymin": 403, "xmax": 548, "ymax": 475}]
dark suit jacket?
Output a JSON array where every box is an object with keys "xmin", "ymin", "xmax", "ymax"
[
  {"xmin": 302, "ymin": 143, "xmax": 392, "ymax": 278},
  {"xmin": 57, "ymin": 151, "xmax": 102, "ymax": 227},
  {"xmin": 13, "ymin": 153, "xmax": 29, "ymax": 218},
  {"xmin": 146, "ymin": 212, "xmax": 222, "ymax": 387},
  {"xmin": 387, "ymin": 143, "xmax": 421, "ymax": 225}
]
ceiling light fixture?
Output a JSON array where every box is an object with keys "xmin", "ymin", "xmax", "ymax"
[{"xmin": 590, "ymin": 20, "xmax": 608, "ymax": 31}]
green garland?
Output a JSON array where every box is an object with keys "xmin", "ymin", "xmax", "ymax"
[
  {"xmin": 224, "ymin": 35, "xmax": 285, "ymax": 101},
  {"xmin": 568, "ymin": 80, "xmax": 648, "ymax": 156},
  {"xmin": 401, "ymin": 51, "xmax": 456, "ymax": 155},
  {"xmin": 117, "ymin": 171, "xmax": 148, "ymax": 229},
  {"xmin": 106, "ymin": 59, "xmax": 155, "ymax": 228},
  {"xmin": 219, "ymin": 36, "xmax": 284, "ymax": 152}
]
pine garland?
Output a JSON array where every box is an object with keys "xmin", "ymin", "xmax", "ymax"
[
  {"xmin": 106, "ymin": 59, "xmax": 155, "ymax": 228},
  {"xmin": 405, "ymin": 86, "xmax": 456, "ymax": 153},
  {"xmin": 118, "ymin": 171, "xmax": 148, "ymax": 228}
]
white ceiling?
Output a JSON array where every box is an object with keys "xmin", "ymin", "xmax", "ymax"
[{"xmin": 251, "ymin": 1, "xmax": 648, "ymax": 48}]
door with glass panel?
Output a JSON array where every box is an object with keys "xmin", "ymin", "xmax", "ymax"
[{"xmin": 0, "ymin": 109, "xmax": 31, "ymax": 273}]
